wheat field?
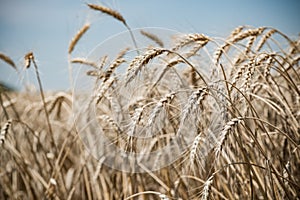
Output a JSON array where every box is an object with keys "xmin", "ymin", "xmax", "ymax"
[{"xmin": 0, "ymin": 4, "xmax": 300, "ymax": 200}]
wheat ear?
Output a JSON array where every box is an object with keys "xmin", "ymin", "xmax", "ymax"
[
  {"xmin": 140, "ymin": 30, "xmax": 164, "ymax": 47},
  {"xmin": 0, "ymin": 53, "xmax": 16, "ymax": 70},
  {"xmin": 68, "ymin": 23, "xmax": 90, "ymax": 54},
  {"xmin": 147, "ymin": 92, "xmax": 175, "ymax": 128},
  {"xmin": 71, "ymin": 58, "xmax": 98, "ymax": 69},
  {"xmin": 215, "ymin": 117, "xmax": 243, "ymax": 156},
  {"xmin": 0, "ymin": 119, "xmax": 12, "ymax": 146},
  {"xmin": 201, "ymin": 173, "xmax": 215, "ymax": 200},
  {"xmin": 190, "ymin": 133, "xmax": 203, "ymax": 166},
  {"xmin": 87, "ymin": 4, "xmax": 126, "ymax": 25},
  {"xmin": 256, "ymin": 29, "xmax": 277, "ymax": 52},
  {"xmin": 172, "ymin": 33, "xmax": 210, "ymax": 52},
  {"xmin": 87, "ymin": 4, "xmax": 138, "ymax": 51},
  {"xmin": 126, "ymin": 48, "xmax": 167, "ymax": 84}
]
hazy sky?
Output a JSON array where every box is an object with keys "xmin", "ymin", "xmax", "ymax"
[{"xmin": 0, "ymin": 0, "xmax": 299, "ymax": 90}]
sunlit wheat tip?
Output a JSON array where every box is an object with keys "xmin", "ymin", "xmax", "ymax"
[{"xmin": 24, "ymin": 52, "xmax": 34, "ymax": 68}]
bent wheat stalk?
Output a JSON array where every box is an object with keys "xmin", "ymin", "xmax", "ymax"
[{"xmin": 25, "ymin": 52, "xmax": 56, "ymax": 150}]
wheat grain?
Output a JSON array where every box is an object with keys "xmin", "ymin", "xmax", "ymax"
[{"xmin": 68, "ymin": 23, "xmax": 90, "ymax": 54}]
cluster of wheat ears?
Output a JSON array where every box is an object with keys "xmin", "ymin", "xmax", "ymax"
[{"xmin": 0, "ymin": 3, "xmax": 300, "ymax": 200}]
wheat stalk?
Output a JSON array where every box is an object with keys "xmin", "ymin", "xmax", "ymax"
[{"xmin": 24, "ymin": 52, "xmax": 55, "ymax": 149}]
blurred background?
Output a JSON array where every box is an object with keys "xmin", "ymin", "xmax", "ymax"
[{"xmin": 0, "ymin": 0, "xmax": 299, "ymax": 91}]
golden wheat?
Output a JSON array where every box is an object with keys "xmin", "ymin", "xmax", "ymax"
[
  {"xmin": 0, "ymin": 53, "xmax": 16, "ymax": 70},
  {"xmin": 68, "ymin": 23, "xmax": 90, "ymax": 54}
]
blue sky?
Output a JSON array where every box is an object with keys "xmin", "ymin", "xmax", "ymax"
[{"xmin": 0, "ymin": 0, "xmax": 299, "ymax": 90}]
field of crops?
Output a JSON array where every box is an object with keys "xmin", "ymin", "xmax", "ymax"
[{"xmin": 0, "ymin": 3, "xmax": 299, "ymax": 200}]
